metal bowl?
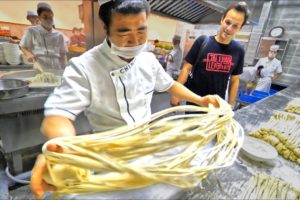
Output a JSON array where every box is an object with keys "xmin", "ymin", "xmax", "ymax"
[{"xmin": 0, "ymin": 79, "xmax": 29, "ymax": 100}]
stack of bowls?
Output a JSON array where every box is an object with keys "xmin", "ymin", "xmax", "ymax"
[
  {"xmin": 0, "ymin": 43, "xmax": 7, "ymax": 65},
  {"xmin": 3, "ymin": 43, "xmax": 21, "ymax": 65}
]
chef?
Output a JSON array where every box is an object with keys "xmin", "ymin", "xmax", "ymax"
[
  {"xmin": 239, "ymin": 65, "xmax": 264, "ymax": 95},
  {"xmin": 166, "ymin": 35, "xmax": 183, "ymax": 79},
  {"xmin": 255, "ymin": 45, "xmax": 282, "ymax": 92},
  {"xmin": 30, "ymin": 0, "xmax": 219, "ymax": 199},
  {"xmin": 26, "ymin": 11, "xmax": 40, "ymax": 26},
  {"xmin": 20, "ymin": 3, "xmax": 68, "ymax": 70}
]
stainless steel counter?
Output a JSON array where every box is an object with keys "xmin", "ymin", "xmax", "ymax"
[
  {"xmin": 186, "ymin": 81, "xmax": 300, "ymax": 199},
  {"xmin": 0, "ymin": 64, "xmax": 33, "ymax": 72}
]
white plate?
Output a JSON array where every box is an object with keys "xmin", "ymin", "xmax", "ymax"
[{"xmin": 240, "ymin": 136, "xmax": 278, "ymax": 162}]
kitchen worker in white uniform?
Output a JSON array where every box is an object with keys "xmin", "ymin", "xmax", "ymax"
[
  {"xmin": 26, "ymin": 11, "xmax": 40, "ymax": 26},
  {"xmin": 239, "ymin": 65, "xmax": 264, "ymax": 95},
  {"xmin": 166, "ymin": 35, "xmax": 183, "ymax": 79},
  {"xmin": 255, "ymin": 45, "xmax": 282, "ymax": 92},
  {"xmin": 30, "ymin": 0, "xmax": 219, "ymax": 199},
  {"xmin": 20, "ymin": 3, "xmax": 68, "ymax": 70}
]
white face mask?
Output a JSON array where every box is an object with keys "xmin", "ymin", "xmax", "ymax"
[
  {"xmin": 41, "ymin": 19, "xmax": 53, "ymax": 29},
  {"xmin": 110, "ymin": 41, "xmax": 147, "ymax": 59}
]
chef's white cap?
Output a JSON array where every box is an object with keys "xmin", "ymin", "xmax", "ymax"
[
  {"xmin": 27, "ymin": 11, "xmax": 38, "ymax": 17},
  {"xmin": 98, "ymin": 0, "xmax": 113, "ymax": 6},
  {"xmin": 173, "ymin": 35, "xmax": 181, "ymax": 41},
  {"xmin": 270, "ymin": 45, "xmax": 279, "ymax": 52},
  {"xmin": 37, "ymin": 2, "xmax": 52, "ymax": 11}
]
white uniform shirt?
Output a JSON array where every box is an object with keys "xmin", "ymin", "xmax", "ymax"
[
  {"xmin": 166, "ymin": 46, "xmax": 182, "ymax": 78},
  {"xmin": 20, "ymin": 25, "xmax": 68, "ymax": 69},
  {"xmin": 44, "ymin": 39, "xmax": 174, "ymax": 131},
  {"xmin": 239, "ymin": 67, "xmax": 257, "ymax": 83},
  {"xmin": 166, "ymin": 46, "xmax": 182, "ymax": 70},
  {"xmin": 255, "ymin": 57, "xmax": 282, "ymax": 92}
]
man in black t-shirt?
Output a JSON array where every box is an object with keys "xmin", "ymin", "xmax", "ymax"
[{"xmin": 171, "ymin": 2, "xmax": 250, "ymax": 108}]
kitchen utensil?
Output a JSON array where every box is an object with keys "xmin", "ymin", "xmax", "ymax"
[
  {"xmin": 33, "ymin": 61, "xmax": 44, "ymax": 73},
  {"xmin": 0, "ymin": 79, "xmax": 29, "ymax": 100}
]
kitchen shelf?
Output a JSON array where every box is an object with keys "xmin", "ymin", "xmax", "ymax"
[{"xmin": 255, "ymin": 37, "xmax": 290, "ymax": 62}]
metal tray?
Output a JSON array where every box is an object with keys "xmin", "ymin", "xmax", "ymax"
[{"xmin": 0, "ymin": 79, "xmax": 29, "ymax": 100}]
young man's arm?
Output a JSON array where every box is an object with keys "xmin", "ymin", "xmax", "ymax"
[
  {"xmin": 228, "ymin": 75, "xmax": 240, "ymax": 108},
  {"xmin": 170, "ymin": 62, "xmax": 193, "ymax": 106}
]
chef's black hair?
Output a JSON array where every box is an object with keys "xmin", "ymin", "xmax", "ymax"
[
  {"xmin": 37, "ymin": 7, "xmax": 53, "ymax": 16},
  {"xmin": 98, "ymin": 0, "xmax": 150, "ymax": 33},
  {"xmin": 257, "ymin": 65, "xmax": 264, "ymax": 77},
  {"xmin": 222, "ymin": 2, "xmax": 250, "ymax": 27}
]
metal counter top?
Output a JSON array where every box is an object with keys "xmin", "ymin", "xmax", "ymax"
[
  {"xmin": 0, "ymin": 64, "xmax": 33, "ymax": 71},
  {"xmin": 0, "ymin": 88, "xmax": 50, "ymax": 115}
]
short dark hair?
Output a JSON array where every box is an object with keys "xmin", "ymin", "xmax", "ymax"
[
  {"xmin": 98, "ymin": 0, "xmax": 150, "ymax": 31},
  {"xmin": 257, "ymin": 65, "xmax": 264, "ymax": 71},
  {"xmin": 222, "ymin": 2, "xmax": 250, "ymax": 27},
  {"xmin": 257, "ymin": 65, "xmax": 264, "ymax": 76},
  {"xmin": 37, "ymin": 7, "xmax": 53, "ymax": 16}
]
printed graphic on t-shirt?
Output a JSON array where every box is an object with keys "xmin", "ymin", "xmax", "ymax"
[{"xmin": 204, "ymin": 53, "xmax": 234, "ymax": 73}]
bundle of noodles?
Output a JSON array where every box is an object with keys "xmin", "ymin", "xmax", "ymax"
[
  {"xmin": 285, "ymin": 98, "xmax": 300, "ymax": 115},
  {"xmin": 250, "ymin": 112, "xmax": 300, "ymax": 164},
  {"xmin": 239, "ymin": 173, "xmax": 300, "ymax": 199},
  {"xmin": 42, "ymin": 96, "xmax": 244, "ymax": 197},
  {"xmin": 31, "ymin": 72, "xmax": 59, "ymax": 84}
]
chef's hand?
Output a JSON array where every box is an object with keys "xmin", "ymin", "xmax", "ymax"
[
  {"xmin": 27, "ymin": 53, "xmax": 36, "ymax": 63},
  {"xmin": 30, "ymin": 144, "xmax": 63, "ymax": 199},
  {"xmin": 198, "ymin": 95, "xmax": 220, "ymax": 108},
  {"xmin": 170, "ymin": 96, "xmax": 181, "ymax": 106}
]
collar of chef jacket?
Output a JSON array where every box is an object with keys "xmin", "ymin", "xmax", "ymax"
[{"xmin": 36, "ymin": 24, "xmax": 57, "ymax": 34}]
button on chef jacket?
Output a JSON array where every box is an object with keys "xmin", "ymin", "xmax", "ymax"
[
  {"xmin": 44, "ymin": 39, "xmax": 174, "ymax": 131},
  {"xmin": 20, "ymin": 25, "xmax": 68, "ymax": 69},
  {"xmin": 254, "ymin": 57, "xmax": 282, "ymax": 92}
]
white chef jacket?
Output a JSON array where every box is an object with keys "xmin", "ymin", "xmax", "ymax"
[
  {"xmin": 255, "ymin": 57, "xmax": 282, "ymax": 92},
  {"xmin": 239, "ymin": 67, "xmax": 258, "ymax": 83},
  {"xmin": 166, "ymin": 46, "xmax": 182, "ymax": 79},
  {"xmin": 19, "ymin": 25, "xmax": 68, "ymax": 69},
  {"xmin": 44, "ymin": 39, "xmax": 174, "ymax": 131}
]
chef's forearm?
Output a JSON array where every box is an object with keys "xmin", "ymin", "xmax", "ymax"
[
  {"xmin": 168, "ymin": 82, "xmax": 202, "ymax": 104},
  {"xmin": 40, "ymin": 115, "xmax": 76, "ymax": 140},
  {"xmin": 272, "ymin": 73, "xmax": 282, "ymax": 81},
  {"xmin": 20, "ymin": 47, "xmax": 33, "ymax": 57}
]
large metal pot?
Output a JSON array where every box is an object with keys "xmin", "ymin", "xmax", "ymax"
[{"xmin": 0, "ymin": 79, "xmax": 29, "ymax": 100}]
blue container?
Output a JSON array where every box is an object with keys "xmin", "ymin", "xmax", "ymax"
[
  {"xmin": 247, "ymin": 89, "xmax": 269, "ymax": 97},
  {"xmin": 239, "ymin": 88, "xmax": 278, "ymax": 104},
  {"xmin": 269, "ymin": 89, "xmax": 278, "ymax": 95},
  {"xmin": 239, "ymin": 94, "xmax": 262, "ymax": 103}
]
